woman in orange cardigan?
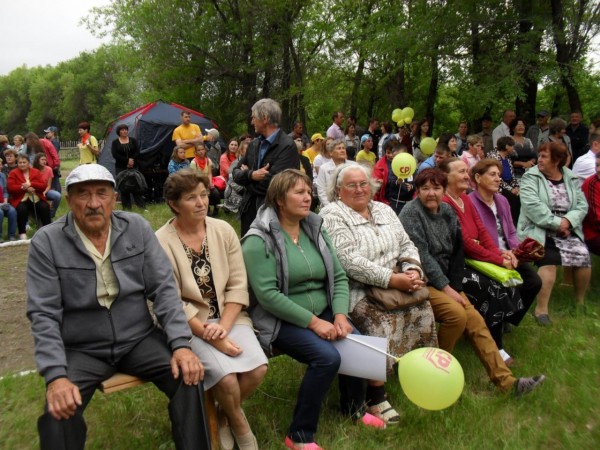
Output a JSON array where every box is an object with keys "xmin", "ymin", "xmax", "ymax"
[{"xmin": 7, "ymin": 154, "xmax": 51, "ymax": 238}]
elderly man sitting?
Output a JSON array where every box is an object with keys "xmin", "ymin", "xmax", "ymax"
[{"xmin": 27, "ymin": 164, "xmax": 210, "ymax": 450}]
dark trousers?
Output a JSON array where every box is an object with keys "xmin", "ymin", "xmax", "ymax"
[
  {"xmin": 16, "ymin": 200, "xmax": 51, "ymax": 233},
  {"xmin": 37, "ymin": 330, "xmax": 210, "ymax": 450},
  {"xmin": 501, "ymin": 189, "xmax": 521, "ymax": 226},
  {"xmin": 512, "ymin": 263, "xmax": 541, "ymax": 325},
  {"xmin": 120, "ymin": 190, "xmax": 146, "ymax": 210},
  {"xmin": 273, "ymin": 310, "xmax": 366, "ymax": 443},
  {"xmin": 240, "ymin": 197, "xmax": 259, "ymax": 237}
]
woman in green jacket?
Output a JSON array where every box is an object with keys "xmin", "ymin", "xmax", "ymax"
[
  {"xmin": 518, "ymin": 142, "xmax": 591, "ymax": 325},
  {"xmin": 242, "ymin": 169, "xmax": 384, "ymax": 450}
]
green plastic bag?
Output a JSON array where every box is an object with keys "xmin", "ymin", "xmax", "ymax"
[{"xmin": 464, "ymin": 259, "xmax": 523, "ymax": 287}]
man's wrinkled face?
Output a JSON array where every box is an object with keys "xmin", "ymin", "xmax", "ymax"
[{"xmin": 66, "ymin": 182, "xmax": 116, "ymax": 236}]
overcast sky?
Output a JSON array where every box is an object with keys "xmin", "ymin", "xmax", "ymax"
[{"xmin": 0, "ymin": 0, "xmax": 110, "ymax": 76}]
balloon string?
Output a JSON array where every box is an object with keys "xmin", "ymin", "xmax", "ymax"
[{"xmin": 345, "ymin": 335, "xmax": 399, "ymax": 360}]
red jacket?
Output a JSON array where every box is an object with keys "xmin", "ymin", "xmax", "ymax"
[
  {"xmin": 41, "ymin": 138, "xmax": 60, "ymax": 169},
  {"xmin": 372, "ymin": 157, "xmax": 390, "ymax": 204},
  {"xmin": 582, "ymin": 174, "xmax": 600, "ymax": 242},
  {"xmin": 443, "ymin": 193, "xmax": 504, "ymax": 266},
  {"xmin": 7, "ymin": 167, "xmax": 48, "ymax": 207}
]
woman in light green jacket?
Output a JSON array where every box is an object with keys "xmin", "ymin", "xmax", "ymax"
[{"xmin": 517, "ymin": 142, "xmax": 590, "ymax": 325}]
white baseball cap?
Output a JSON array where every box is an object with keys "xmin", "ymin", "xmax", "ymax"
[{"xmin": 65, "ymin": 164, "xmax": 116, "ymax": 190}]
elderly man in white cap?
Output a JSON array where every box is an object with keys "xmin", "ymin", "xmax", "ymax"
[{"xmin": 27, "ymin": 164, "xmax": 210, "ymax": 450}]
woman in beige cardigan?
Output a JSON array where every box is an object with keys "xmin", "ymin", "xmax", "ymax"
[{"xmin": 157, "ymin": 169, "xmax": 267, "ymax": 450}]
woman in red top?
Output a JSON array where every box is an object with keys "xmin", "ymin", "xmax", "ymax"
[
  {"xmin": 220, "ymin": 139, "xmax": 239, "ymax": 179},
  {"xmin": 7, "ymin": 155, "xmax": 51, "ymax": 239},
  {"xmin": 439, "ymin": 157, "xmax": 523, "ymax": 366}
]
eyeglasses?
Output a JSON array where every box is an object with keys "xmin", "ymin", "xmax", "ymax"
[{"xmin": 343, "ymin": 181, "xmax": 370, "ymax": 191}]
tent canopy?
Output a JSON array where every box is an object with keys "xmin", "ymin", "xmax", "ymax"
[{"xmin": 99, "ymin": 101, "xmax": 218, "ymax": 176}]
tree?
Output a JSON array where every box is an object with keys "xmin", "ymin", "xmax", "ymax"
[{"xmin": 550, "ymin": 0, "xmax": 600, "ymax": 113}]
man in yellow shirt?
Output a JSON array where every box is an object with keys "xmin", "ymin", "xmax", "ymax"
[
  {"xmin": 302, "ymin": 133, "xmax": 324, "ymax": 164},
  {"xmin": 172, "ymin": 111, "xmax": 203, "ymax": 159}
]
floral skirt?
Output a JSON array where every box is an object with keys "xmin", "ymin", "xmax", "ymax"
[
  {"xmin": 350, "ymin": 299, "xmax": 438, "ymax": 374},
  {"xmin": 462, "ymin": 266, "xmax": 523, "ymax": 328}
]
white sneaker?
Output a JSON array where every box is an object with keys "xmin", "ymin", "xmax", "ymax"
[{"xmin": 19, "ymin": 233, "xmax": 28, "ymax": 240}]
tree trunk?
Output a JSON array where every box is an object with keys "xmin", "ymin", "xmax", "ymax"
[
  {"xmin": 281, "ymin": 42, "xmax": 291, "ymax": 130},
  {"xmin": 425, "ymin": 53, "xmax": 439, "ymax": 130},
  {"xmin": 550, "ymin": 0, "xmax": 583, "ymax": 112}
]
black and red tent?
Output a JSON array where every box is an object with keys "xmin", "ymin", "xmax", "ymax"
[{"xmin": 99, "ymin": 100, "xmax": 219, "ymax": 176}]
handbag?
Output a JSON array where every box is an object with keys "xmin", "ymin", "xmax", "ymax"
[
  {"xmin": 365, "ymin": 258, "xmax": 430, "ymax": 311},
  {"xmin": 513, "ymin": 237, "xmax": 545, "ymax": 263}
]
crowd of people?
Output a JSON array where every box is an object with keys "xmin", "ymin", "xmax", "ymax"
[
  {"xmin": 12, "ymin": 99, "xmax": 600, "ymax": 450},
  {"xmin": 1, "ymin": 127, "xmax": 61, "ymax": 241}
]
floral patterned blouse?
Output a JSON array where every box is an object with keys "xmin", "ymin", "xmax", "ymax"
[{"xmin": 182, "ymin": 237, "xmax": 220, "ymax": 319}]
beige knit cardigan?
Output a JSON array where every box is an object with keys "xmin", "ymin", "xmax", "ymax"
[{"xmin": 155, "ymin": 217, "xmax": 252, "ymax": 327}]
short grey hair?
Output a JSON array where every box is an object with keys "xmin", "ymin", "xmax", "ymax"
[
  {"xmin": 549, "ymin": 117, "xmax": 567, "ymax": 135},
  {"xmin": 329, "ymin": 139, "xmax": 346, "ymax": 151},
  {"xmin": 251, "ymin": 98, "xmax": 281, "ymax": 127},
  {"xmin": 326, "ymin": 163, "xmax": 376, "ymax": 203}
]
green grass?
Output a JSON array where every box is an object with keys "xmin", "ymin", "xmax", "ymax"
[
  {"xmin": 2, "ymin": 287, "xmax": 599, "ymax": 449},
  {"xmin": 2, "ymin": 160, "xmax": 599, "ymax": 448}
]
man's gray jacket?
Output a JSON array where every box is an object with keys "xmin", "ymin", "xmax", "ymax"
[{"xmin": 27, "ymin": 211, "xmax": 192, "ymax": 384}]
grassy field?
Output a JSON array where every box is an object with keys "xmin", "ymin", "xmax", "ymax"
[{"xmin": 1, "ymin": 160, "xmax": 599, "ymax": 449}]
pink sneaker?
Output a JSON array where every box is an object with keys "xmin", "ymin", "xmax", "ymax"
[
  {"xmin": 284, "ymin": 436, "xmax": 324, "ymax": 450},
  {"xmin": 359, "ymin": 412, "xmax": 386, "ymax": 429}
]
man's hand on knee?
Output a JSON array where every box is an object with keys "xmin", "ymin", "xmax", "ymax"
[
  {"xmin": 171, "ymin": 348, "xmax": 204, "ymax": 386},
  {"xmin": 46, "ymin": 378, "xmax": 82, "ymax": 420}
]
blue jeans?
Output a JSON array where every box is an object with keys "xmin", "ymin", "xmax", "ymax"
[
  {"xmin": 273, "ymin": 309, "xmax": 367, "ymax": 443},
  {"xmin": 0, "ymin": 204, "xmax": 17, "ymax": 238},
  {"xmin": 45, "ymin": 190, "xmax": 61, "ymax": 218}
]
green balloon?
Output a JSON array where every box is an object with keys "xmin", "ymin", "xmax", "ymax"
[
  {"xmin": 392, "ymin": 108, "xmax": 403, "ymax": 122},
  {"xmin": 391, "ymin": 153, "xmax": 417, "ymax": 179},
  {"xmin": 401, "ymin": 107, "xmax": 415, "ymax": 121},
  {"xmin": 420, "ymin": 137, "xmax": 436, "ymax": 156},
  {"xmin": 398, "ymin": 347, "xmax": 464, "ymax": 411}
]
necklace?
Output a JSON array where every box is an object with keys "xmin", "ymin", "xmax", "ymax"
[{"xmin": 447, "ymin": 192, "xmax": 464, "ymax": 211}]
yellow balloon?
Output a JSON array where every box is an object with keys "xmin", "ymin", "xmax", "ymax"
[
  {"xmin": 420, "ymin": 137, "xmax": 436, "ymax": 156},
  {"xmin": 392, "ymin": 108, "xmax": 403, "ymax": 122},
  {"xmin": 401, "ymin": 107, "xmax": 415, "ymax": 121},
  {"xmin": 398, "ymin": 347, "xmax": 464, "ymax": 411},
  {"xmin": 391, "ymin": 153, "xmax": 417, "ymax": 179},
  {"xmin": 404, "ymin": 117, "xmax": 412, "ymax": 125}
]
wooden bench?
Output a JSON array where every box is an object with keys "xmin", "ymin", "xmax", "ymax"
[{"xmin": 100, "ymin": 373, "xmax": 219, "ymax": 449}]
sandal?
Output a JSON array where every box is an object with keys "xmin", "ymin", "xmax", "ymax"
[
  {"xmin": 367, "ymin": 400, "xmax": 401, "ymax": 425},
  {"xmin": 284, "ymin": 436, "xmax": 324, "ymax": 450}
]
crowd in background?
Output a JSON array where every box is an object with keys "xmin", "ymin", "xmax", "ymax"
[{"xmin": 7, "ymin": 99, "xmax": 600, "ymax": 450}]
